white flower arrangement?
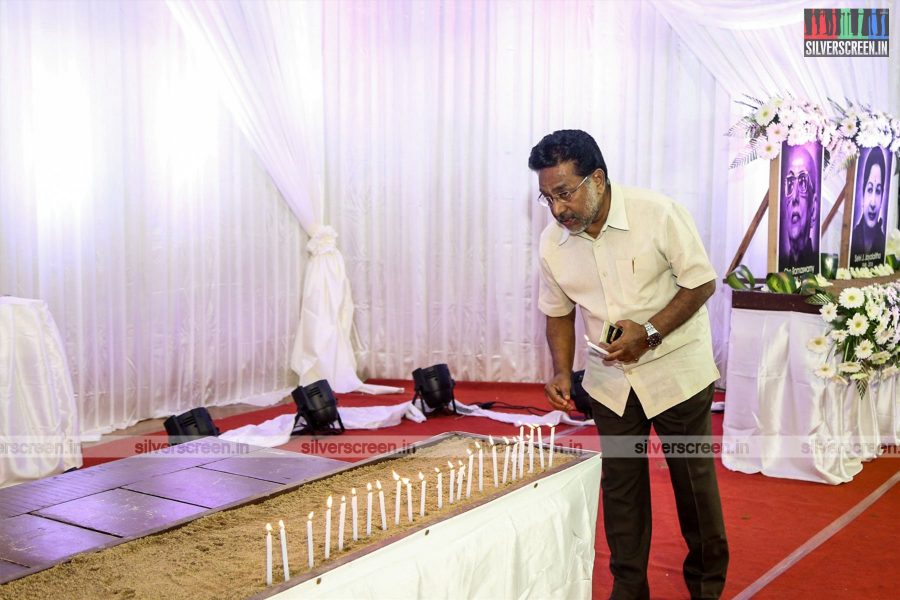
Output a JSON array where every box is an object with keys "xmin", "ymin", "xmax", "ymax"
[
  {"xmin": 812, "ymin": 281, "xmax": 900, "ymax": 394},
  {"xmin": 835, "ymin": 263, "xmax": 895, "ymax": 280},
  {"xmin": 826, "ymin": 100, "xmax": 900, "ymax": 174},
  {"xmin": 728, "ymin": 95, "xmax": 828, "ymax": 168}
]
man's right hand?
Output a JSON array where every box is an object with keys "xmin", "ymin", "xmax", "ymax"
[{"xmin": 544, "ymin": 371, "xmax": 575, "ymax": 412}]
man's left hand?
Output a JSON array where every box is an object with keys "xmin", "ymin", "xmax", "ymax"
[{"xmin": 603, "ymin": 319, "xmax": 649, "ymax": 364}]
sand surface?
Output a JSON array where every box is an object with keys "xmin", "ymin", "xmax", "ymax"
[{"xmin": 0, "ymin": 435, "xmax": 575, "ymax": 600}]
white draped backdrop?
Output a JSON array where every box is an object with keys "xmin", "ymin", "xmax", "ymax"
[{"xmin": 0, "ymin": 0, "xmax": 897, "ymax": 436}]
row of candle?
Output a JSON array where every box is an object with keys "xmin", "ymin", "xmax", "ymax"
[{"xmin": 264, "ymin": 425, "xmax": 558, "ymax": 585}]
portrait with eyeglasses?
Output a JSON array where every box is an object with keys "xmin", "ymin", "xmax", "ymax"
[
  {"xmin": 849, "ymin": 146, "xmax": 892, "ymax": 268},
  {"xmin": 777, "ymin": 141, "xmax": 822, "ymax": 275}
]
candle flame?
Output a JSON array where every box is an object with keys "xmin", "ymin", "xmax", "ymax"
[
  {"xmin": 327, "ymin": 495, "xmax": 333, "ymax": 508},
  {"xmin": 307, "ymin": 512, "xmax": 314, "ymax": 520},
  {"xmin": 278, "ymin": 519, "xmax": 284, "ymax": 528},
  {"xmin": 489, "ymin": 434, "xmax": 494, "ymax": 445},
  {"xmin": 367, "ymin": 482, "xmax": 372, "ymax": 491},
  {"xmin": 341, "ymin": 495, "xmax": 346, "ymax": 502},
  {"xmin": 502, "ymin": 436, "xmax": 509, "ymax": 444},
  {"xmin": 418, "ymin": 472, "xmax": 424, "ymax": 481},
  {"xmin": 376, "ymin": 480, "xmax": 382, "ymax": 490},
  {"xmin": 266, "ymin": 523, "xmax": 272, "ymax": 532},
  {"xmin": 351, "ymin": 488, "xmax": 357, "ymax": 496},
  {"xmin": 434, "ymin": 467, "xmax": 440, "ymax": 474},
  {"xmin": 466, "ymin": 448, "xmax": 473, "ymax": 456},
  {"xmin": 392, "ymin": 469, "xmax": 400, "ymax": 480},
  {"xmin": 458, "ymin": 460, "xmax": 464, "ymax": 468},
  {"xmin": 475, "ymin": 441, "xmax": 481, "ymax": 449},
  {"xmin": 447, "ymin": 461, "xmax": 454, "ymax": 469},
  {"xmin": 401, "ymin": 477, "xmax": 409, "ymax": 484}
]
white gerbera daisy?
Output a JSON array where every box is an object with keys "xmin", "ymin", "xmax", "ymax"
[
  {"xmin": 839, "ymin": 361, "xmax": 862, "ymax": 374},
  {"xmin": 814, "ymin": 364, "xmax": 835, "ymax": 379},
  {"xmin": 820, "ymin": 303, "xmax": 838, "ymax": 323},
  {"xmin": 767, "ymin": 123, "xmax": 788, "ymax": 143},
  {"xmin": 869, "ymin": 351, "xmax": 891, "ymax": 365},
  {"xmin": 755, "ymin": 104, "xmax": 776, "ymax": 126},
  {"xmin": 839, "ymin": 288, "xmax": 864, "ymax": 309},
  {"xmin": 830, "ymin": 329, "xmax": 849, "ymax": 343},
  {"xmin": 840, "ymin": 119, "xmax": 858, "ymax": 136},
  {"xmin": 807, "ymin": 336, "xmax": 829, "ymax": 354},
  {"xmin": 847, "ymin": 313, "xmax": 869, "ymax": 336},
  {"xmin": 855, "ymin": 340, "xmax": 875, "ymax": 360}
]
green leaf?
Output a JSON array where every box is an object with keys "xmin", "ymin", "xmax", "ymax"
[
  {"xmin": 805, "ymin": 292, "xmax": 833, "ymax": 306},
  {"xmin": 724, "ymin": 265, "xmax": 757, "ymax": 290},
  {"xmin": 766, "ymin": 272, "xmax": 798, "ymax": 294},
  {"xmin": 820, "ymin": 254, "xmax": 839, "ymax": 280},
  {"xmin": 887, "ymin": 254, "xmax": 899, "ymax": 272}
]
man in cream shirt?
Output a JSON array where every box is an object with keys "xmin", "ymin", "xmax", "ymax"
[{"xmin": 529, "ymin": 130, "xmax": 728, "ymax": 600}]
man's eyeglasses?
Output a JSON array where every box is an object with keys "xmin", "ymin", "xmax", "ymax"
[
  {"xmin": 784, "ymin": 172, "xmax": 812, "ymax": 197},
  {"xmin": 537, "ymin": 173, "xmax": 592, "ymax": 208}
]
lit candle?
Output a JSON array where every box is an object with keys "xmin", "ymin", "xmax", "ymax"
[
  {"xmin": 393, "ymin": 470, "xmax": 401, "ymax": 524},
  {"xmin": 456, "ymin": 461, "xmax": 465, "ymax": 501},
  {"xmin": 448, "ymin": 461, "xmax": 455, "ymax": 504},
  {"xmin": 376, "ymin": 480, "xmax": 387, "ymax": 530},
  {"xmin": 519, "ymin": 426, "xmax": 525, "ymax": 478},
  {"xmin": 502, "ymin": 436, "xmax": 510, "ymax": 484},
  {"xmin": 306, "ymin": 512, "xmax": 314, "ymax": 568},
  {"xmin": 338, "ymin": 496, "xmax": 346, "ymax": 551},
  {"xmin": 418, "ymin": 472, "xmax": 426, "ymax": 516},
  {"xmin": 403, "ymin": 477, "xmax": 413, "ymax": 522},
  {"xmin": 265, "ymin": 523, "xmax": 273, "ymax": 586},
  {"xmin": 435, "ymin": 467, "xmax": 443, "ymax": 509},
  {"xmin": 476, "ymin": 441, "xmax": 484, "ymax": 492},
  {"xmin": 549, "ymin": 425, "xmax": 556, "ymax": 467},
  {"xmin": 537, "ymin": 425, "xmax": 545, "ymax": 469},
  {"xmin": 324, "ymin": 495, "xmax": 332, "ymax": 559},
  {"xmin": 366, "ymin": 483, "xmax": 373, "ymax": 536},
  {"xmin": 490, "ymin": 435, "xmax": 498, "ymax": 487},
  {"xmin": 466, "ymin": 448, "xmax": 474, "ymax": 498},
  {"xmin": 510, "ymin": 440, "xmax": 518, "ymax": 481},
  {"xmin": 351, "ymin": 488, "xmax": 358, "ymax": 542},
  {"xmin": 528, "ymin": 425, "xmax": 535, "ymax": 473},
  {"xmin": 279, "ymin": 520, "xmax": 290, "ymax": 582}
]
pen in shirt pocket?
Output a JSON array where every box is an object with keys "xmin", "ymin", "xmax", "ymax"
[{"xmin": 631, "ymin": 258, "xmax": 635, "ymax": 273}]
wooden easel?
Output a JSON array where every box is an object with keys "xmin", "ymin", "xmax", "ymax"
[{"xmin": 726, "ymin": 157, "xmax": 856, "ymax": 275}]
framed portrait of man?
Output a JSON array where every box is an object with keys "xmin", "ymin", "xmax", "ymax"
[
  {"xmin": 849, "ymin": 146, "xmax": 893, "ymax": 268},
  {"xmin": 777, "ymin": 141, "xmax": 822, "ymax": 276}
]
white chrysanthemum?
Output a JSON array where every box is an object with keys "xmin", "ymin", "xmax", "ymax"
[
  {"xmin": 866, "ymin": 300, "xmax": 885, "ymax": 321},
  {"xmin": 839, "ymin": 288, "xmax": 865, "ymax": 309},
  {"xmin": 855, "ymin": 340, "xmax": 875, "ymax": 360},
  {"xmin": 847, "ymin": 313, "xmax": 869, "ymax": 336},
  {"xmin": 840, "ymin": 118, "xmax": 858, "ymax": 137},
  {"xmin": 807, "ymin": 336, "xmax": 829, "ymax": 354},
  {"xmin": 830, "ymin": 329, "xmax": 849, "ymax": 343},
  {"xmin": 839, "ymin": 361, "xmax": 862, "ymax": 373},
  {"xmin": 814, "ymin": 364, "xmax": 835, "ymax": 379},
  {"xmin": 875, "ymin": 328, "xmax": 892, "ymax": 345},
  {"xmin": 767, "ymin": 123, "xmax": 788, "ymax": 143},
  {"xmin": 836, "ymin": 268, "xmax": 852, "ymax": 280},
  {"xmin": 757, "ymin": 137, "xmax": 780, "ymax": 161},
  {"xmin": 754, "ymin": 104, "xmax": 776, "ymax": 126},
  {"xmin": 787, "ymin": 128, "xmax": 809, "ymax": 147},
  {"xmin": 820, "ymin": 303, "xmax": 838, "ymax": 323}
]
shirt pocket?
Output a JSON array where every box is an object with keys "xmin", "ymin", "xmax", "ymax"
[{"xmin": 614, "ymin": 251, "xmax": 667, "ymax": 305}]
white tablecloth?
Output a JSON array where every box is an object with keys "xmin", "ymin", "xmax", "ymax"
[
  {"xmin": 0, "ymin": 297, "xmax": 81, "ymax": 488},
  {"xmin": 723, "ymin": 308, "xmax": 898, "ymax": 484},
  {"xmin": 273, "ymin": 454, "xmax": 603, "ymax": 599}
]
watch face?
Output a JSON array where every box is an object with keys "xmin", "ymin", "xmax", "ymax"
[{"xmin": 648, "ymin": 333, "xmax": 662, "ymax": 348}]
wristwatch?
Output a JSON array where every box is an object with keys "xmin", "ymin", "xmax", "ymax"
[{"xmin": 643, "ymin": 322, "xmax": 663, "ymax": 348}]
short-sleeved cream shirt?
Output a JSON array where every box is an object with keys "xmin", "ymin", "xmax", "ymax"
[{"xmin": 538, "ymin": 183, "xmax": 719, "ymax": 418}]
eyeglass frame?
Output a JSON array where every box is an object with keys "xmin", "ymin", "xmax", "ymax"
[
  {"xmin": 536, "ymin": 171, "xmax": 595, "ymax": 208},
  {"xmin": 784, "ymin": 171, "xmax": 813, "ymax": 197}
]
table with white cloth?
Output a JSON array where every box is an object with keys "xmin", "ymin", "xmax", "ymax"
[
  {"xmin": 273, "ymin": 453, "xmax": 603, "ymax": 599},
  {"xmin": 723, "ymin": 301, "xmax": 899, "ymax": 484},
  {"xmin": 0, "ymin": 297, "xmax": 81, "ymax": 488}
]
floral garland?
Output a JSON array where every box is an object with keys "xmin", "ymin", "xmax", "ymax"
[
  {"xmin": 728, "ymin": 95, "xmax": 828, "ymax": 168},
  {"xmin": 809, "ymin": 281, "xmax": 900, "ymax": 394},
  {"xmin": 825, "ymin": 100, "xmax": 900, "ymax": 175}
]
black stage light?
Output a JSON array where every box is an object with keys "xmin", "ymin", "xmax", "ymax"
[
  {"xmin": 412, "ymin": 363, "xmax": 458, "ymax": 415},
  {"xmin": 164, "ymin": 407, "xmax": 220, "ymax": 445},
  {"xmin": 291, "ymin": 379, "xmax": 346, "ymax": 436},
  {"xmin": 570, "ymin": 370, "xmax": 594, "ymax": 420}
]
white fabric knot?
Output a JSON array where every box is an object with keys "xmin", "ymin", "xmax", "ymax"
[{"xmin": 307, "ymin": 225, "xmax": 339, "ymax": 256}]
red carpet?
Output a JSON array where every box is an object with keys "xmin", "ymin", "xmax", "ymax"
[{"xmin": 81, "ymin": 380, "xmax": 899, "ymax": 599}]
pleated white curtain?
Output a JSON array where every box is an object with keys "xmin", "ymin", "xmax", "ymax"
[
  {"xmin": 317, "ymin": 0, "xmax": 733, "ymax": 382},
  {"xmin": 0, "ymin": 0, "xmax": 306, "ymax": 436},
  {"xmin": 164, "ymin": 0, "xmax": 393, "ymax": 394}
]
